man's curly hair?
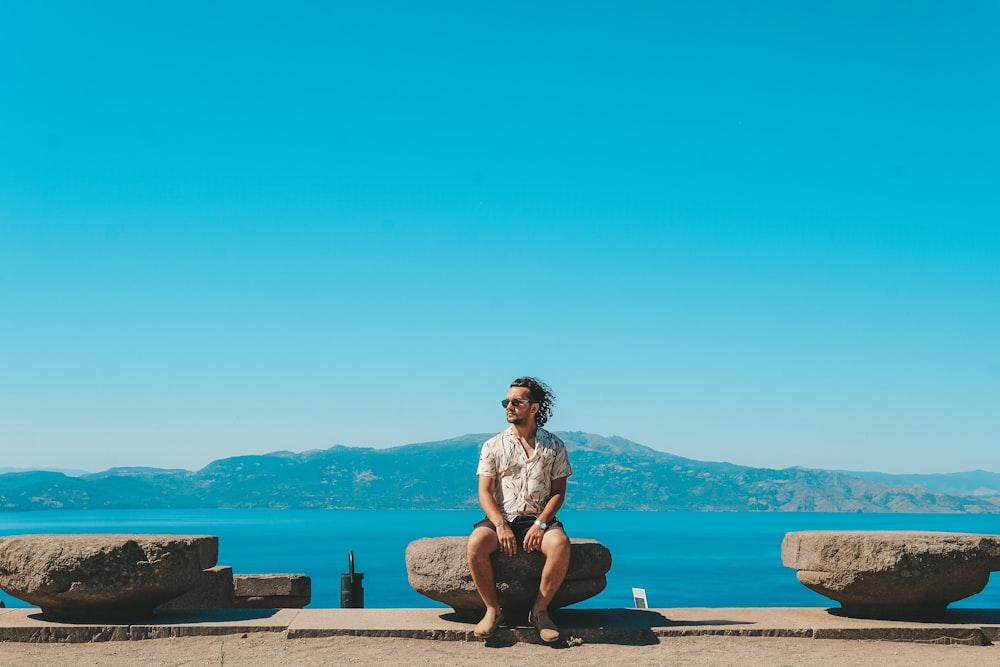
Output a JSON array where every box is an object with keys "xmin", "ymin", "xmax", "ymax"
[{"xmin": 510, "ymin": 376, "xmax": 555, "ymax": 428}]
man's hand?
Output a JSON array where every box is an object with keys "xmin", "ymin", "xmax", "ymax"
[
  {"xmin": 496, "ymin": 523, "xmax": 517, "ymax": 556},
  {"xmin": 523, "ymin": 524, "xmax": 545, "ymax": 553}
]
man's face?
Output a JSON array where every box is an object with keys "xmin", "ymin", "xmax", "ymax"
[{"xmin": 505, "ymin": 386, "xmax": 537, "ymax": 426}]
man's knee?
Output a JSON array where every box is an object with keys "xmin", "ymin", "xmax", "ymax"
[
  {"xmin": 541, "ymin": 530, "xmax": 570, "ymax": 559},
  {"xmin": 467, "ymin": 527, "xmax": 499, "ymax": 560}
]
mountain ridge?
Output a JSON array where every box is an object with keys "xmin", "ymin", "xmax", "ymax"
[{"xmin": 2, "ymin": 433, "xmax": 997, "ymax": 513}]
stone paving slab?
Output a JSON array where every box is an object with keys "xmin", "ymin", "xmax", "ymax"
[
  {"xmin": 0, "ymin": 608, "xmax": 132, "ymax": 643},
  {"xmin": 0, "ymin": 607, "xmax": 298, "ymax": 643},
  {"xmin": 2, "ymin": 607, "xmax": 1000, "ymax": 645},
  {"xmin": 131, "ymin": 608, "xmax": 300, "ymax": 639},
  {"xmin": 652, "ymin": 607, "xmax": 1000, "ymax": 646},
  {"xmin": 288, "ymin": 608, "xmax": 475, "ymax": 641}
]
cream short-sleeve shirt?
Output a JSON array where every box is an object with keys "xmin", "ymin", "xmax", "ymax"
[{"xmin": 476, "ymin": 427, "xmax": 572, "ymax": 520}]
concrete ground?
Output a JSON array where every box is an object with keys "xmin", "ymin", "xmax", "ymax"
[{"xmin": 2, "ymin": 606, "xmax": 1000, "ymax": 646}]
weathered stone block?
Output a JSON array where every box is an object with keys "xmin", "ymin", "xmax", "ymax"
[
  {"xmin": 233, "ymin": 574, "xmax": 311, "ymax": 608},
  {"xmin": 782, "ymin": 531, "xmax": 1000, "ymax": 620},
  {"xmin": 405, "ymin": 536, "xmax": 611, "ymax": 618},
  {"xmin": 160, "ymin": 566, "xmax": 235, "ymax": 608},
  {"xmin": 0, "ymin": 534, "xmax": 217, "ymax": 621}
]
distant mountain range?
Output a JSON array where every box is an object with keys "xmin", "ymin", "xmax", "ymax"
[
  {"xmin": 2, "ymin": 432, "xmax": 999, "ymax": 513},
  {"xmin": 834, "ymin": 469, "xmax": 1000, "ymax": 498}
]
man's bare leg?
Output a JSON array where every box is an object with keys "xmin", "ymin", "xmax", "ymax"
[
  {"xmin": 467, "ymin": 526, "xmax": 504, "ymax": 637},
  {"xmin": 529, "ymin": 528, "xmax": 570, "ymax": 642}
]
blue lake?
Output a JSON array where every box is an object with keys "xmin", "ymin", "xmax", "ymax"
[{"xmin": 3, "ymin": 509, "xmax": 1000, "ymax": 609}]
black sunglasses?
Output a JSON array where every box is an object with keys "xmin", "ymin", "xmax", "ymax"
[{"xmin": 501, "ymin": 398, "xmax": 532, "ymax": 408}]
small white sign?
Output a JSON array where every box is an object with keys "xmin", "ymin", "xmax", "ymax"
[{"xmin": 631, "ymin": 587, "xmax": 648, "ymax": 608}]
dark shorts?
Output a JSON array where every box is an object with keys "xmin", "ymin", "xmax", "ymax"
[{"xmin": 474, "ymin": 515, "xmax": 565, "ymax": 544}]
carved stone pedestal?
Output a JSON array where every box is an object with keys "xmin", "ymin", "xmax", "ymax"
[
  {"xmin": 782, "ymin": 531, "xmax": 1000, "ymax": 620},
  {"xmin": 405, "ymin": 536, "xmax": 612, "ymax": 619}
]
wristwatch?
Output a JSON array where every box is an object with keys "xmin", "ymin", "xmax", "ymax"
[{"xmin": 533, "ymin": 519, "xmax": 548, "ymax": 530}]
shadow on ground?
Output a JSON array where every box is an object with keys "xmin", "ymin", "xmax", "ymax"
[
  {"xmin": 442, "ymin": 607, "xmax": 753, "ymax": 646},
  {"xmin": 28, "ymin": 607, "xmax": 282, "ymax": 625}
]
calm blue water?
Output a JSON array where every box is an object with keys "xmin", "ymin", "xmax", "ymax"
[{"xmin": 3, "ymin": 509, "xmax": 1000, "ymax": 610}]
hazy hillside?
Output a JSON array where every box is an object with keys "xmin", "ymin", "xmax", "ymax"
[
  {"xmin": 2, "ymin": 433, "xmax": 998, "ymax": 513},
  {"xmin": 837, "ymin": 469, "xmax": 1000, "ymax": 498}
]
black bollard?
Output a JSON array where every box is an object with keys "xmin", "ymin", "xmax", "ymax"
[{"xmin": 340, "ymin": 550, "xmax": 364, "ymax": 608}]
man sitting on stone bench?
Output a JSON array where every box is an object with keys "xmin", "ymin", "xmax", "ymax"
[{"xmin": 467, "ymin": 376, "xmax": 572, "ymax": 643}]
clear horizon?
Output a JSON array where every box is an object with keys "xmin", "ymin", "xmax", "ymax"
[{"xmin": 2, "ymin": 3, "xmax": 997, "ymax": 474}]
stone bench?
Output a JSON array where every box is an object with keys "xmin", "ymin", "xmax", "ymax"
[
  {"xmin": 782, "ymin": 531, "xmax": 1000, "ymax": 620},
  {"xmin": 0, "ymin": 534, "xmax": 312, "ymax": 620},
  {"xmin": 405, "ymin": 536, "xmax": 612, "ymax": 619},
  {"xmin": 0, "ymin": 534, "xmax": 218, "ymax": 620}
]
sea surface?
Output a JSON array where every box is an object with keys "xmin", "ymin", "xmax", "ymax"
[{"xmin": 3, "ymin": 509, "xmax": 1000, "ymax": 610}]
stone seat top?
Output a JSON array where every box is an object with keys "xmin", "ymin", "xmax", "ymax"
[{"xmin": 782, "ymin": 531, "xmax": 1000, "ymax": 573}]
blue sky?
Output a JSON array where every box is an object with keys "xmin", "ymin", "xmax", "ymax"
[{"xmin": 1, "ymin": 2, "xmax": 997, "ymax": 474}]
